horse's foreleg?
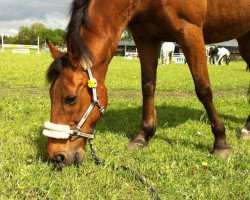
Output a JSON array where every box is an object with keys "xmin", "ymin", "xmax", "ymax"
[
  {"xmin": 161, "ymin": 50, "xmax": 164, "ymax": 65},
  {"xmin": 128, "ymin": 37, "xmax": 160, "ymax": 149},
  {"xmin": 166, "ymin": 51, "xmax": 169, "ymax": 65},
  {"xmin": 237, "ymin": 32, "xmax": 250, "ymax": 72},
  {"xmin": 218, "ymin": 55, "xmax": 223, "ymax": 65},
  {"xmin": 209, "ymin": 56, "xmax": 212, "ymax": 65},
  {"xmin": 163, "ymin": 51, "xmax": 166, "ymax": 65},
  {"xmin": 169, "ymin": 52, "xmax": 173, "ymax": 64},
  {"xmin": 177, "ymin": 25, "xmax": 230, "ymax": 157},
  {"xmin": 237, "ymin": 33, "xmax": 250, "ymax": 138},
  {"xmin": 162, "ymin": 55, "xmax": 166, "ymax": 65},
  {"xmin": 241, "ymin": 114, "xmax": 250, "ymax": 139}
]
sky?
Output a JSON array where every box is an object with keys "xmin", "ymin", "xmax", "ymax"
[{"xmin": 0, "ymin": 0, "xmax": 70, "ymax": 36}]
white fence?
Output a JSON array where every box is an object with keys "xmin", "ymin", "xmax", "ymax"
[
  {"xmin": 124, "ymin": 52, "xmax": 139, "ymax": 59},
  {"xmin": 1, "ymin": 35, "xmax": 40, "ymax": 54},
  {"xmin": 12, "ymin": 48, "xmax": 30, "ymax": 54},
  {"xmin": 172, "ymin": 53, "xmax": 186, "ymax": 63}
]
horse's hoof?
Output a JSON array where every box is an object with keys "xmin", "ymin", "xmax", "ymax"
[
  {"xmin": 128, "ymin": 139, "xmax": 147, "ymax": 150},
  {"xmin": 241, "ymin": 129, "xmax": 250, "ymax": 140},
  {"xmin": 211, "ymin": 148, "xmax": 231, "ymax": 159}
]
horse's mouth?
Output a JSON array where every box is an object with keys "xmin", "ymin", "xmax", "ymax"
[{"xmin": 52, "ymin": 151, "xmax": 85, "ymax": 169}]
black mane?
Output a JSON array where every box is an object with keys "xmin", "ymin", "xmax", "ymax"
[
  {"xmin": 66, "ymin": 0, "xmax": 90, "ymax": 40},
  {"xmin": 66, "ymin": 0, "xmax": 92, "ymax": 67},
  {"xmin": 46, "ymin": 0, "xmax": 92, "ymax": 84}
]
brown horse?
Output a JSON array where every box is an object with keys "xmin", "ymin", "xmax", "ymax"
[{"xmin": 43, "ymin": 0, "xmax": 250, "ymax": 167}]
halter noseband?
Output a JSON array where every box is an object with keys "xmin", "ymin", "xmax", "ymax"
[{"xmin": 42, "ymin": 66, "xmax": 105, "ymax": 139}]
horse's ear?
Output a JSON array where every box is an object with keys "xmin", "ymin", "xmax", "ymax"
[{"xmin": 46, "ymin": 39, "xmax": 62, "ymax": 59}]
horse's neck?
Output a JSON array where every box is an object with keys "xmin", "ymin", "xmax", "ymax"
[
  {"xmin": 87, "ymin": 0, "xmax": 137, "ymax": 35},
  {"xmin": 80, "ymin": 1, "xmax": 138, "ymax": 71}
]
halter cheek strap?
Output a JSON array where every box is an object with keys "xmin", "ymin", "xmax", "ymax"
[{"xmin": 42, "ymin": 67, "xmax": 105, "ymax": 139}]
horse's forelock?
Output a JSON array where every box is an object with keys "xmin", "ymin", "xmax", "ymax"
[{"xmin": 46, "ymin": 54, "xmax": 68, "ymax": 83}]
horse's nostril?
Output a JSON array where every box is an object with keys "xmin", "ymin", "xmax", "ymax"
[{"xmin": 54, "ymin": 153, "xmax": 66, "ymax": 163}]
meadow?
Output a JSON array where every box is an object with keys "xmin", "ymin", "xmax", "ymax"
[{"xmin": 0, "ymin": 52, "xmax": 249, "ymax": 199}]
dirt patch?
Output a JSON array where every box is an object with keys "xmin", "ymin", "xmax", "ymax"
[
  {"xmin": 108, "ymin": 88, "xmax": 248, "ymax": 99},
  {"xmin": 0, "ymin": 85, "xmax": 48, "ymax": 99},
  {"xmin": 0, "ymin": 85, "xmax": 247, "ymax": 100}
]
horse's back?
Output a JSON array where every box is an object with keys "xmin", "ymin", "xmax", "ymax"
[
  {"xmin": 131, "ymin": 0, "xmax": 250, "ymax": 43},
  {"xmin": 218, "ymin": 47, "xmax": 230, "ymax": 56},
  {"xmin": 203, "ymin": 0, "xmax": 250, "ymax": 42}
]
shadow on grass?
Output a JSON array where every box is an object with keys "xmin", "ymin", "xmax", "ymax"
[
  {"xmin": 34, "ymin": 104, "xmax": 246, "ymax": 161},
  {"xmin": 154, "ymin": 133, "xmax": 212, "ymax": 152},
  {"xmin": 33, "ymin": 127, "xmax": 49, "ymax": 162},
  {"xmin": 97, "ymin": 105, "xmax": 246, "ymax": 137}
]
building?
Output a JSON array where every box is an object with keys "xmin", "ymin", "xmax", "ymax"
[
  {"xmin": 115, "ymin": 39, "xmax": 241, "ymax": 60},
  {"xmin": 116, "ymin": 40, "xmax": 137, "ymax": 56}
]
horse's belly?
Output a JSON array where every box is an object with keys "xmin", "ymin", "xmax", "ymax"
[
  {"xmin": 131, "ymin": 0, "xmax": 250, "ymax": 43},
  {"xmin": 203, "ymin": 0, "xmax": 250, "ymax": 43},
  {"xmin": 203, "ymin": 25, "xmax": 249, "ymax": 44}
]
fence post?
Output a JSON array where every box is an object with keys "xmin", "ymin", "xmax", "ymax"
[
  {"xmin": 1, "ymin": 35, "xmax": 4, "ymax": 53},
  {"xmin": 37, "ymin": 37, "xmax": 40, "ymax": 54}
]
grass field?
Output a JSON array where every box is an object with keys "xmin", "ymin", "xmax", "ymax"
[{"xmin": 0, "ymin": 52, "xmax": 249, "ymax": 199}]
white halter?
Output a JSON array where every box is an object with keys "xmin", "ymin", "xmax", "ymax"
[{"xmin": 43, "ymin": 67, "xmax": 105, "ymax": 139}]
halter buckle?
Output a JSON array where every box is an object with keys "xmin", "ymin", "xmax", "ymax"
[{"xmin": 99, "ymin": 107, "xmax": 105, "ymax": 115}]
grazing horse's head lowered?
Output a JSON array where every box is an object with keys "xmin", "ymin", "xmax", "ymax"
[
  {"xmin": 44, "ymin": 39, "xmax": 107, "ymax": 167},
  {"xmin": 43, "ymin": 0, "xmax": 250, "ymax": 167}
]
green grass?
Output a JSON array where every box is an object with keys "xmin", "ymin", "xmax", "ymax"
[{"xmin": 0, "ymin": 53, "xmax": 249, "ymax": 199}]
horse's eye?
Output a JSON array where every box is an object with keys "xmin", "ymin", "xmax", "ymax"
[{"xmin": 65, "ymin": 95, "xmax": 77, "ymax": 105}]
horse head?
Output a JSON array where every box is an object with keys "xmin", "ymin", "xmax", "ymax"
[
  {"xmin": 42, "ymin": 0, "xmax": 127, "ymax": 168},
  {"xmin": 43, "ymin": 40, "xmax": 107, "ymax": 168},
  {"xmin": 226, "ymin": 57, "xmax": 231, "ymax": 65}
]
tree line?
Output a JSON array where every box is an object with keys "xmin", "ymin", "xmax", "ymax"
[
  {"xmin": 2, "ymin": 23, "xmax": 65, "ymax": 46},
  {"xmin": 1, "ymin": 23, "xmax": 133, "ymax": 46}
]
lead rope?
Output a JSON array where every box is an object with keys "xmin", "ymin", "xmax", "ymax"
[
  {"xmin": 89, "ymin": 138, "xmax": 105, "ymax": 166},
  {"xmin": 88, "ymin": 139, "xmax": 161, "ymax": 200},
  {"xmin": 83, "ymin": 66, "xmax": 160, "ymax": 199}
]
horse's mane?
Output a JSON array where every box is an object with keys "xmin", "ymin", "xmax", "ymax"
[
  {"xmin": 46, "ymin": 0, "xmax": 92, "ymax": 83},
  {"xmin": 66, "ymin": 0, "xmax": 90, "ymax": 39},
  {"xmin": 66, "ymin": 0, "xmax": 92, "ymax": 67}
]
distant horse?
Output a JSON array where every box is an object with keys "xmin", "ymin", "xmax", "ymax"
[
  {"xmin": 242, "ymin": 86, "xmax": 250, "ymax": 138},
  {"xmin": 217, "ymin": 47, "xmax": 231, "ymax": 65},
  {"xmin": 208, "ymin": 47, "xmax": 231, "ymax": 65},
  {"xmin": 208, "ymin": 47, "xmax": 219, "ymax": 65},
  {"xmin": 43, "ymin": 0, "xmax": 250, "ymax": 167},
  {"xmin": 247, "ymin": 65, "xmax": 250, "ymax": 71},
  {"xmin": 161, "ymin": 42, "xmax": 175, "ymax": 65}
]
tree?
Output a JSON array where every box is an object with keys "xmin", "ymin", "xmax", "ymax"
[
  {"xmin": 53, "ymin": 29, "xmax": 66, "ymax": 45},
  {"xmin": 3, "ymin": 23, "xmax": 66, "ymax": 45},
  {"xmin": 30, "ymin": 23, "xmax": 46, "ymax": 44},
  {"xmin": 121, "ymin": 29, "xmax": 133, "ymax": 41},
  {"xmin": 16, "ymin": 26, "xmax": 31, "ymax": 44}
]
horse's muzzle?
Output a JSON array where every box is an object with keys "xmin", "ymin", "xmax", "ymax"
[{"xmin": 52, "ymin": 151, "xmax": 84, "ymax": 169}]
